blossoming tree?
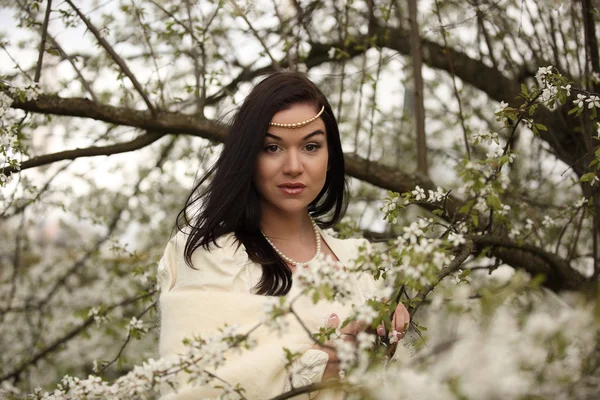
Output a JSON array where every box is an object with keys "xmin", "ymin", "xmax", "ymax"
[{"xmin": 1, "ymin": 0, "xmax": 599, "ymax": 399}]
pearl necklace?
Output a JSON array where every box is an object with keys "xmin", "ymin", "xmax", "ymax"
[{"xmin": 262, "ymin": 217, "xmax": 322, "ymax": 268}]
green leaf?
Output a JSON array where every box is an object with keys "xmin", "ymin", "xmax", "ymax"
[
  {"xmin": 580, "ymin": 172, "xmax": 597, "ymax": 183},
  {"xmin": 471, "ymin": 213, "xmax": 479, "ymax": 227}
]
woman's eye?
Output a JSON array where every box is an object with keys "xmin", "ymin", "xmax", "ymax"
[
  {"xmin": 304, "ymin": 143, "xmax": 320, "ymax": 152},
  {"xmin": 264, "ymin": 144, "xmax": 280, "ymax": 153}
]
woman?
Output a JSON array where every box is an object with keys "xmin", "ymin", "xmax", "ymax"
[{"xmin": 158, "ymin": 72, "xmax": 409, "ymax": 399}]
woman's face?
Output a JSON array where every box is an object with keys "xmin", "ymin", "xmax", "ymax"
[{"xmin": 255, "ymin": 103, "xmax": 329, "ymax": 216}]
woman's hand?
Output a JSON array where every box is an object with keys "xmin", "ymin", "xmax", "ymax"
[
  {"xmin": 312, "ymin": 313, "xmax": 365, "ymax": 380},
  {"xmin": 377, "ymin": 302, "xmax": 410, "ymax": 342},
  {"xmin": 313, "ymin": 305, "xmax": 410, "ymax": 380}
]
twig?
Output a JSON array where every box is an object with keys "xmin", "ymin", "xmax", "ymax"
[
  {"xmin": 99, "ymin": 300, "xmax": 158, "ymax": 373},
  {"xmin": 33, "ymin": 0, "xmax": 52, "ymax": 83},
  {"xmin": 410, "ymin": 241, "xmax": 473, "ymax": 316},
  {"xmin": 433, "ymin": 0, "xmax": 471, "ymax": 160},
  {"xmin": 228, "ymin": 0, "xmax": 281, "ymax": 71}
]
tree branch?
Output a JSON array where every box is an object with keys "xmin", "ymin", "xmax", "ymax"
[
  {"xmin": 64, "ymin": 0, "xmax": 156, "ymax": 115},
  {"xmin": 408, "ymin": 0, "xmax": 429, "ymax": 174},
  {"xmin": 410, "ymin": 241, "xmax": 474, "ymax": 316},
  {"xmin": 0, "ymin": 290, "xmax": 156, "ymax": 383},
  {"xmin": 476, "ymin": 235, "xmax": 587, "ymax": 291},
  {"xmin": 1, "ymin": 131, "xmax": 163, "ymax": 177},
  {"xmin": 33, "ymin": 0, "xmax": 52, "ymax": 83}
]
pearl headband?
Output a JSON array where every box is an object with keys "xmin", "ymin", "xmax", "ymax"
[{"xmin": 269, "ymin": 105, "xmax": 325, "ymax": 129}]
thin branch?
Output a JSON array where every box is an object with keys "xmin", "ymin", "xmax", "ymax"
[
  {"xmin": 2, "ymin": 131, "xmax": 163, "ymax": 177},
  {"xmin": 0, "ymin": 290, "xmax": 156, "ymax": 383},
  {"xmin": 33, "ymin": 0, "xmax": 52, "ymax": 83},
  {"xmin": 475, "ymin": 3, "xmax": 498, "ymax": 70},
  {"xmin": 131, "ymin": 0, "xmax": 166, "ymax": 107},
  {"xmin": 64, "ymin": 0, "xmax": 156, "ymax": 115},
  {"xmin": 228, "ymin": 0, "xmax": 281, "ymax": 71},
  {"xmin": 353, "ymin": 52, "xmax": 368, "ymax": 152},
  {"xmin": 0, "ymin": 43, "xmax": 33, "ymax": 82},
  {"xmin": 433, "ymin": 0, "xmax": 470, "ymax": 160},
  {"xmin": 99, "ymin": 300, "xmax": 158, "ymax": 373},
  {"xmin": 410, "ymin": 241, "xmax": 474, "ymax": 316}
]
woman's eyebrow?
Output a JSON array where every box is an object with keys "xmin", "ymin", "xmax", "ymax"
[{"xmin": 265, "ymin": 130, "xmax": 325, "ymax": 141}]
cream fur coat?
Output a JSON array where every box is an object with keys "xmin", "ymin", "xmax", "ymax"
[{"xmin": 158, "ymin": 229, "xmax": 381, "ymax": 399}]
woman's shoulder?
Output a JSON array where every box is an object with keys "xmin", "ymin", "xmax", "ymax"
[{"xmin": 158, "ymin": 230, "xmax": 253, "ymax": 292}]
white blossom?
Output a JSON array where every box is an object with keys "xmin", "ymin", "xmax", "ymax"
[
  {"xmin": 498, "ymin": 204, "xmax": 511, "ymax": 216},
  {"xmin": 574, "ymin": 94, "xmax": 586, "ymax": 108},
  {"xmin": 541, "ymin": 85, "xmax": 557, "ymax": 102},
  {"xmin": 448, "ymin": 232, "xmax": 466, "ymax": 247},
  {"xmin": 574, "ymin": 197, "xmax": 587, "ymax": 208},
  {"xmin": 402, "ymin": 222, "xmax": 424, "ymax": 244},
  {"xmin": 427, "ymin": 187, "xmax": 446, "ymax": 202},
  {"xmin": 495, "ymin": 101, "xmax": 508, "ymax": 113},
  {"xmin": 585, "ymin": 95, "xmax": 600, "ymax": 109},
  {"xmin": 485, "ymin": 142, "xmax": 503, "ymax": 159},
  {"xmin": 542, "ymin": 215, "xmax": 556, "ymax": 227},
  {"xmin": 411, "ymin": 186, "xmax": 426, "ymax": 201},
  {"xmin": 0, "ymin": 91, "xmax": 13, "ymax": 117},
  {"xmin": 535, "ymin": 65, "xmax": 553, "ymax": 84},
  {"xmin": 127, "ymin": 316, "xmax": 146, "ymax": 334},
  {"xmin": 525, "ymin": 218, "xmax": 534, "ymax": 230},
  {"xmin": 353, "ymin": 303, "xmax": 378, "ymax": 325}
]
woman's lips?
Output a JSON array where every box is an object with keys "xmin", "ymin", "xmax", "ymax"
[
  {"xmin": 278, "ymin": 183, "xmax": 306, "ymax": 195},
  {"xmin": 279, "ymin": 186, "xmax": 305, "ymax": 195}
]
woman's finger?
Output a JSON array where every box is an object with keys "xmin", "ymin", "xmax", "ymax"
[
  {"xmin": 402, "ymin": 305, "xmax": 410, "ymax": 332},
  {"xmin": 326, "ymin": 313, "xmax": 340, "ymax": 329}
]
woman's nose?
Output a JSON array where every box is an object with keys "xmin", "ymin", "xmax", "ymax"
[{"xmin": 282, "ymin": 150, "xmax": 303, "ymax": 176}]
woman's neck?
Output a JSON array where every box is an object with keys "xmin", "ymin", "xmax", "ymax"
[{"xmin": 260, "ymin": 208, "xmax": 314, "ymax": 241}]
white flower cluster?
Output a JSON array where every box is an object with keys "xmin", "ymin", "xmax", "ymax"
[
  {"xmin": 127, "ymin": 316, "xmax": 147, "ymax": 335},
  {"xmin": 389, "ymin": 233, "xmax": 453, "ymax": 287},
  {"xmin": 356, "ymin": 286, "xmax": 598, "ymax": 400},
  {"xmin": 447, "ymin": 232, "xmax": 466, "ymax": 247},
  {"xmin": 352, "ymin": 303, "xmax": 379, "ymax": 325},
  {"xmin": 294, "ymin": 254, "xmax": 356, "ymax": 303},
  {"xmin": 0, "ymin": 91, "xmax": 14, "ymax": 118},
  {"xmin": 485, "ymin": 142, "xmax": 503, "ymax": 159},
  {"xmin": 87, "ymin": 307, "xmax": 107, "ymax": 325},
  {"xmin": 472, "ymin": 130, "xmax": 499, "ymax": 144},
  {"xmin": 534, "ymin": 65, "xmax": 576, "ymax": 112},
  {"xmin": 5, "ymin": 82, "xmax": 41, "ymax": 102},
  {"xmin": 541, "ymin": 215, "xmax": 556, "ymax": 227},
  {"xmin": 261, "ymin": 296, "xmax": 292, "ymax": 334},
  {"xmin": 574, "ymin": 94, "xmax": 600, "ymax": 110},
  {"xmin": 1, "ymin": 82, "xmax": 41, "ymax": 186},
  {"xmin": 411, "ymin": 186, "xmax": 447, "ymax": 203},
  {"xmin": 402, "ymin": 220, "xmax": 427, "ymax": 244},
  {"xmin": 36, "ymin": 324, "xmax": 250, "ymax": 399}
]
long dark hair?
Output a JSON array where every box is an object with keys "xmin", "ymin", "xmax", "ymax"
[{"xmin": 176, "ymin": 72, "xmax": 348, "ymax": 296}]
